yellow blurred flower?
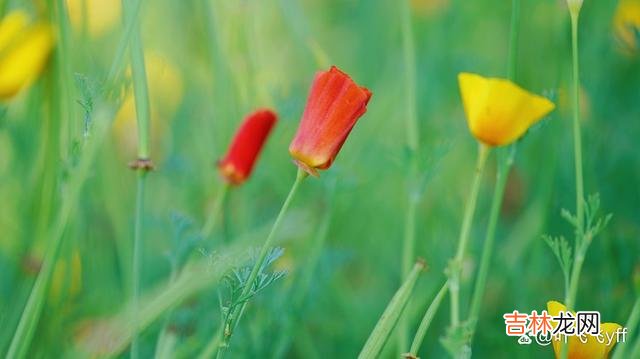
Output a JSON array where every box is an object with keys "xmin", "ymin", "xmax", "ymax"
[
  {"xmin": 458, "ymin": 72, "xmax": 555, "ymax": 147},
  {"xmin": 50, "ymin": 250, "xmax": 82, "ymax": 303},
  {"xmin": 547, "ymin": 301, "xmax": 622, "ymax": 359},
  {"xmin": 112, "ymin": 52, "xmax": 184, "ymax": 160},
  {"xmin": 613, "ymin": 0, "xmax": 640, "ymax": 52},
  {"xmin": 66, "ymin": 0, "xmax": 121, "ymax": 37},
  {"xmin": 0, "ymin": 10, "xmax": 54, "ymax": 100}
]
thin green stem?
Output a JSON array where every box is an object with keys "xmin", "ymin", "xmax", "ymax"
[
  {"xmin": 202, "ymin": 184, "xmax": 230, "ymax": 240},
  {"xmin": 273, "ymin": 182, "xmax": 336, "ymax": 358},
  {"xmin": 466, "ymin": 0, "xmax": 520, "ymax": 343},
  {"xmin": 108, "ymin": 0, "xmax": 144, "ymax": 88},
  {"xmin": 398, "ymin": 0, "xmax": 419, "ymax": 351},
  {"xmin": 359, "ymin": 260, "xmax": 426, "ymax": 359},
  {"xmin": 407, "ymin": 281, "xmax": 448, "ymax": 357},
  {"xmin": 468, "ymin": 150, "xmax": 513, "ymax": 343},
  {"xmin": 131, "ymin": 171, "xmax": 147, "ymax": 359},
  {"xmin": 121, "ymin": 0, "xmax": 152, "ymax": 357},
  {"xmin": 561, "ymin": 10, "xmax": 583, "ymax": 359},
  {"xmin": 7, "ymin": 108, "xmax": 112, "ymax": 359},
  {"xmin": 449, "ymin": 144, "xmax": 490, "ymax": 327},
  {"xmin": 612, "ymin": 297, "xmax": 640, "ymax": 359},
  {"xmin": 630, "ymin": 334, "xmax": 640, "ymax": 359},
  {"xmin": 565, "ymin": 10, "xmax": 584, "ymax": 313},
  {"xmin": 215, "ymin": 168, "xmax": 308, "ymax": 358}
]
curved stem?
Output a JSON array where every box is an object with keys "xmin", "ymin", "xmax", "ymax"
[
  {"xmin": 449, "ymin": 144, "xmax": 490, "ymax": 327},
  {"xmin": 215, "ymin": 168, "xmax": 307, "ymax": 358},
  {"xmin": 407, "ymin": 281, "xmax": 448, "ymax": 357}
]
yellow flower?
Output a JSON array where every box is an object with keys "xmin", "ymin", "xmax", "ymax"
[
  {"xmin": 66, "ymin": 0, "xmax": 121, "ymax": 37},
  {"xmin": 0, "ymin": 10, "xmax": 54, "ymax": 100},
  {"xmin": 458, "ymin": 72, "xmax": 555, "ymax": 147},
  {"xmin": 112, "ymin": 52, "xmax": 184, "ymax": 160},
  {"xmin": 547, "ymin": 301, "xmax": 622, "ymax": 359},
  {"xmin": 613, "ymin": 0, "xmax": 640, "ymax": 52},
  {"xmin": 50, "ymin": 250, "xmax": 82, "ymax": 303}
]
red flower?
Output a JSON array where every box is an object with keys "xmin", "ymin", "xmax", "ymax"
[
  {"xmin": 289, "ymin": 66, "xmax": 372, "ymax": 176},
  {"xmin": 218, "ymin": 109, "xmax": 277, "ymax": 185}
]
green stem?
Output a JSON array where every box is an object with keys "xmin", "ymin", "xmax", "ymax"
[
  {"xmin": 468, "ymin": 150, "xmax": 513, "ymax": 343},
  {"xmin": 398, "ymin": 0, "xmax": 419, "ymax": 351},
  {"xmin": 131, "ymin": 171, "xmax": 147, "ymax": 359},
  {"xmin": 562, "ymin": 10, "xmax": 583, "ymax": 359},
  {"xmin": 466, "ymin": 0, "xmax": 520, "ymax": 342},
  {"xmin": 565, "ymin": 9, "xmax": 584, "ymax": 313},
  {"xmin": 122, "ymin": 0, "xmax": 152, "ymax": 356},
  {"xmin": 449, "ymin": 144, "xmax": 490, "ymax": 327},
  {"xmin": 7, "ymin": 108, "xmax": 112, "ymax": 359},
  {"xmin": 215, "ymin": 168, "xmax": 307, "ymax": 358},
  {"xmin": 273, "ymin": 182, "xmax": 336, "ymax": 358},
  {"xmin": 359, "ymin": 260, "xmax": 426, "ymax": 359},
  {"xmin": 202, "ymin": 184, "xmax": 230, "ymax": 240},
  {"xmin": 407, "ymin": 281, "xmax": 448, "ymax": 358},
  {"xmin": 612, "ymin": 297, "xmax": 640, "ymax": 359},
  {"xmin": 108, "ymin": 0, "xmax": 144, "ymax": 88}
]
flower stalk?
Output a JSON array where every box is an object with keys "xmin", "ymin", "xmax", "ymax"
[
  {"xmin": 467, "ymin": 0, "xmax": 520, "ymax": 344},
  {"xmin": 122, "ymin": 0, "xmax": 153, "ymax": 357},
  {"xmin": 215, "ymin": 168, "xmax": 308, "ymax": 358},
  {"xmin": 449, "ymin": 143, "xmax": 490, "ymax": 327},
  {"xmin": 560, "ymin": 4, "xmax": 584, "ymax": 359}
]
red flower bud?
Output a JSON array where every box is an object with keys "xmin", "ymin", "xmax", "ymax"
[
  {"xmin": 289, "ymin": 66, "xmax": 372, "ymax": 176},
  {"xmin": 218, "ymin": 109, "xmax": 277, "ymax": 185}
]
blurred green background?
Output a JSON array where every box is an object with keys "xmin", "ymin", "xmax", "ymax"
[{"xmin": 0, "ymin": 0, "xmax": 638, "ymax": 357}]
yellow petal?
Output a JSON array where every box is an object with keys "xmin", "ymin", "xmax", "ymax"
[
  {"xmin": 0, "ymin": 10, "xmax": 28, "ymax": 53},
  {"xmin": 613, "ymin": 0, "xmax": 640, "ymax": 51},
  {"xmin": 458, "ymin": 72, "xmax": 555, "ymax": 146},
  {"xmin": 546, "ymin": 301, "xmax": 623, "ymax": 359},
  {"xmin": 0, "ymin": 23, "xmax": 54, "ymax": 100}
]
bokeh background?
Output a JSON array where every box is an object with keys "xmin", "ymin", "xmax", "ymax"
[{"xmin": 0, "ymin": 0, "xmax": 638, "ymax": 357}]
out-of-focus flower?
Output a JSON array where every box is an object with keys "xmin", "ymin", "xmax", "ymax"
[
  {"xmin": 50, "ymin": 250, "xmax": 82, "ymax": 303},
  {"xmin": 0, "ymin": 10, "xmax": 54, "ymax": 100},
  {"xmin": 613, "ymin": 0, "xmax": 640, "ymax": 52},
  {"xmin": 112, "ymin": 52, "xmax": 184, "ymax": 160},
  {"xmin": 66, "ymin": 0, "xmax": 121, "ymax": 37},
  {"xmin": 410, "ymin": 0, "xmax": 450, "ymax": 17},
  {"xmin": 458, "ymin": 72, "xmax": 555, "ymax": 147},
  {"xmin": 289, "ymin": 66, "xmax": 372, "ymax": 176},
  {"xmin": 547, "ymin": 301, "xmax": 622, "ymax": 359},
  {"xmin": 218, "ymin": 109, "xmax": 277, "ymax": 185}
]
